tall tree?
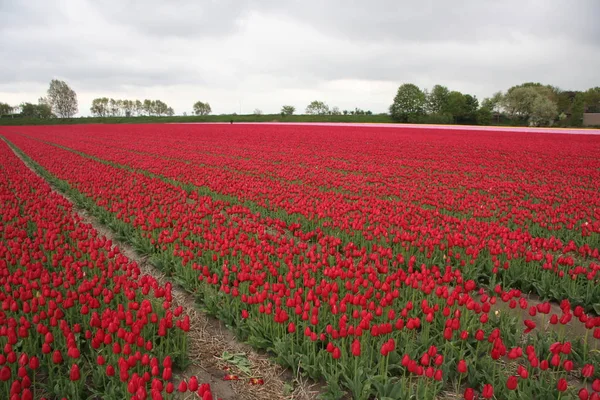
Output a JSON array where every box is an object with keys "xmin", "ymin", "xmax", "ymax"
[
  {"xmin": 193, "ymin": 101, "xmax": 212, "ymax": 116},
  {"xmin": 305, "ymin": 100, "xmax": 329, "ymax": 115},
  {"xmin": 143, "ymin": 99, "xmax": 153, "ymax": 116},
  {"xmin": 530, "ymin": 96, "xmax": 558, "ymax": 126},
  {"xmin": 134, "ymin": 100, "xmax": 143, "ymax": 116},
  {"xmin": 0, "ymin": 102, "xmax": 12, "ymax": 116},
  {"xmin": 426, "ymin": 84, "xmax": 450, "ymax": 114},
  {"xmin": 153, "ymin": 100, "xmax": 169, "ymax": 116},
  {"xmin": 463, "ymin": 94, "xmax": 479, "ymax": 124},
  {"xmin": 584, "ymin": 87, "xmax": 600, "ymax": 113},
  {"xmin": 46, "ymin": 79, "xmax": 78, "ymax": 118},
  {"xmin": 280, "ymin": 105, "xmax": 295, "ymax": 115},
  {"xmin": 446, "ymin": 91, "xmax": 467, "ymax": 123},
  {"xmin": 570, "ymin": 93, "xmax": 585, "ymax": 127},
  {"xmin": 90, "ymin": 97, "xmax": 109, "ymax": 117},
  {"xmin": 389, "ymin": 84, "xmax": 425, "ymax": 122}
]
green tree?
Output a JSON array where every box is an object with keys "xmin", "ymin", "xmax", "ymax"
[
  {"xmin": 389, "ymin": 83, "xmax": 426, "ymax": 122},
  {"xmin": 530, "ymin": 96, "xmax": 558, "ymax": 126},
  {"xmin": 20, "ymin": 102, "xmax": 53, "ymax": 118},
  {"xmin": 153, "ymin": 100, "xmax": 170, "ymax": 116},
  {"xmin": 476, "ymin": 107, "xmax": 493, "ymax": 125},
  {"xmin": 143, "ymin": 99, "xmax": 153, "ymax": 116},
  {"xmin": 305, "ymin": 100, "xmax": 329, "ymax": 115},
  {"xmin": 280, "ymin": 105, "xmax": 295, "ymax": 115},
  {"xmin": 426, "ymin": 84, "xmax": 450, "ymax": 114},
  {"xmin": 570, "ymin": 93, "xmax": 585, "ymax": 127},
  {"xmin": 502, "ymin": 86, "xmax": 540, "ymax": 120},
  {"xmin": 90, "ymin": 97, "xmax": 110, "ymax": 117},
  {"xmin": 502, "ymin": 83, "xmax": 558, "ymax": 124},
  {"xmin": 463, "ymin": 94, "xmax": 479, "ymax": 124},
  {"xmin": 584, "ymin": 87, "xmax": 600, "ymax": 112},
  {"xmin": 0, "ymin": 102, "xmax": 13, "ymax": 116},
  {"xmin": 481, "ymin": 91, "xmax": 504, "ymax": 124},
  {"xmin": 46, "ymin": 79, "xmax": 78, "ymax": 118},
  {"xmin": 446, "ymin": 91, "xmax": 467, "ymax": 123},
  {"xmin": 134, "ymin": 100, "xmax": 143, "ymax": 116},
  {"xmin": 122, "ymin": 100, "xmax": 134, "ymax": 117},
  {"xmin": 193, "ymin": 101, "xmax": 212, "ymax": 116}
]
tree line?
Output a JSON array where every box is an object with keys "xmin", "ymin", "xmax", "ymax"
[
  {"xmin": 1, "ymin": 80, "xmax": 78, "ymax": 119},
  {"xmin": 2, "ymin": 79, "xmax": 599, "ymax": 127},
  {"xmin": 390, "ymin": 83, "xmax": 600, "ymax": 127},
  {"xmin": 90, "ymin": 98, "xmax": 174, "ymax": 117}
]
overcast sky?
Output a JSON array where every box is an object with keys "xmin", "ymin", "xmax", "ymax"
[{"xmin": 1, "ymin": 0, "xmax": 599, "ymax": 116}]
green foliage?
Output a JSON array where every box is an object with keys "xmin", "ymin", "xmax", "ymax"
[
  {"xmin": 90, "ymin": 98, "xmax": 149, "ymax": 117},
  {"xmin": 502, "ymin": 83, "xmax": 559, "ymax": 124},
  {"xmin": 280, "ymin": 105, "xmax": 295, "ymax": 115},
  {"xmin": 570, "ymin": 93, "xmax": 585, "ymax": 127},
  {"xmin": 476, "ymin": 107, "xmax": 492, "ymax": 125},
  {"xmin": 193, "ymin": 101, "xmax": 212, "ymax": 116},
  {"xmin": 445, "ymin": 91, "xmax": 467, "ymax": 123},
  {"xmin": 529, "ymin": 95, "xmax": 558, "ymax": 126},
  {"xmin": 305, "ymin": 100, "xmax": 329, "ymax": 115},
  {"xmin": 47, "ymin": 79, "xmax": 78, "ymax": 118},
  {"xmin": 584, "ymin": 87, "xmax": 600, "ymax": 112},
  {"xmin": 0, "ymin": 102, "xmax": 13, "ymax": 116},
  {"xmin": 389, "ymin": 83, "xmax": 426, "ymax": 122},
  {"xmin": 0, "ymin": 113, "xmax": 394, "ymax": 126},
  {"xmin": 425, "ymin": 84, "xmax": 450, "ymax": 114},
  {"xmin": 407, "ymin": 113, "xmax": 453, "ymax": 124},
  {"xmin": 20, "ymin": 102, "xmax": 54, "ymax": 119}
]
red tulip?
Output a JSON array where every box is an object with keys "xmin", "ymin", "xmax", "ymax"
[
  {"xmin": 70, "ymin": 364, "xmax": 81, "ymax": 381},
  {"xmin": 482, "ymin": 383, "xmax": 494, "ymax": 399},
  {"xmin": 464, "ymin": 387, "xmax": 475, "ymax": 400},
  {"xmin": 582, "ymin": 364, "xmax": 595, "ymax": 378},
  {"xmin": 0, "ymin": 366, "xmax": 11, "ymax": 381},
  {"xmin": 457, "ymin": 359, "xmax": 467, "ymax": 374},
  {"xmin": 506, "ymin": 376, "xmax": 518, "ymax": 390},
  {"xmin": 557, "ymin": 378, "xmax": 568, "ymax": 392}
]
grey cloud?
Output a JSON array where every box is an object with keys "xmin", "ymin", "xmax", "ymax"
[{"xmin": 0, "ymin": 0, "xmax": 598, "ymax": 115}]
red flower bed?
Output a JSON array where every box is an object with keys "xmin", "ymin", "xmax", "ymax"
[
  {"xmin": 0, "ymin": 140, "xmax": 215, "ymax": 399},
  {"xmin": 2, "ymin": 125, "xmax": 599, "ymax": 399}
]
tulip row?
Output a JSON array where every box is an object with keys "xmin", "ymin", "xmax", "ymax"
[
  {"xmin": 15, "ymin": 124, "xmax": 599, "ymax": 244},
  {"xmin": 2, "ymin": 127, "xmax": 599, "ymax": 399},
  {"xmin": 0, "ymin": 139, "xmax": 216, "ymax": 399},
  {"xmin": 12, "ymin": 126, "xmax": 600, "ymax": 312}
]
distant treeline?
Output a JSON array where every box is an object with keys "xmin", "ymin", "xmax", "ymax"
[{"xmin": 0, "ymin": 114, "xmax": 393, "ymax": 126}]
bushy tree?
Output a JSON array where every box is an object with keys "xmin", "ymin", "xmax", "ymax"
[
  {"xmin": 90, "ymin": 97, "xmax": 109, "ymax": 117},
  {"xmin": 193, "ymin": 101, "xmax": 211, "ymax": 116},
  {"xmin": 20, "ymin": 102, "xmax": 53, "ymax": 118},
  {"xmin": 502, "ymin": 83, "xmax": 557, "ymax": 122},
  {"xmin": 0, "ymin": 102, "xmax": 13, "ymax": 116},
  {"xmin": 530, "ymin": 96, "xmax": 558, "ymax": 126},
  {"xmin": 426, "ymin": 85, "xmax": 450, "ymax": 114},
  {"xmin": 47, "ymin": 79, "xmax": 78, "ymax": 118},
  {"xmin": 584, "ymin": 87, "xmax": 600, "ymax": 112},
  {"xmin": 570, "ymin": 93, "xmax": 585, "ymax": 127},
  {"xmin": 463, "ymin": 94, "xmax": 479, "ymax": 124},
  {"xmin": 389, "ymin": 84, "xmax": 425, "ymax": 122},
  {"xmin": 305, "ymin": 100, "xmax": 329, "ymax": 115},
  {"xmin": 446, "ymin": 91, "xmax": 467, "ymax": 123},
  {"xmin": 281, "ymin": 105, "xmax": 295, "ymax": 115}
]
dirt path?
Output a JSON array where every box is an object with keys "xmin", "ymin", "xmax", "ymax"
[{"xmin": 3, "ymin": 137, "xmax": 320, "ymax": 400}]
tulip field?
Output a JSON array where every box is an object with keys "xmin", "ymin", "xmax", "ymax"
[{"xmin": 1, "ymin": 123, "xmax": 600, "ymax": 400}]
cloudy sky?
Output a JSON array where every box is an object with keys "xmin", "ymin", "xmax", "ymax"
[{"xmin": 1, "ymin": 0, "xmax": 599, "ymax": 116}]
